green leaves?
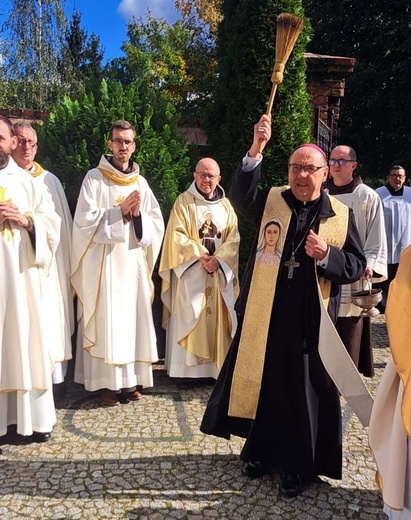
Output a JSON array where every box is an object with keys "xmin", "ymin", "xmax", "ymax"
[
  {"xmin": 1, "ymin": 0, "xmax": 66, "ymax": 110},
  {"xmin": 36, "ymin": 79, "xmax": 190, "ymax": 216}
]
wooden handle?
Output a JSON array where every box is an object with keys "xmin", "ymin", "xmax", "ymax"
[
  {"xmin": 266, "ymin": 82, "xmax": 278, "ymax": 116},
  {"xmin": 257, "ymin": 83, "xmax": 278, "ymax": 154}
]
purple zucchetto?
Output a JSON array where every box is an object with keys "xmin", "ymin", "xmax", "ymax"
[{"xmin": 293, "ymin": 143, "xmax": 327, "ymax": 159}]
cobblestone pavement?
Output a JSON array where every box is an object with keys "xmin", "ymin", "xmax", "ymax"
[{"xmin": 0, "ymin": 316, "xmax": 390, "ymax": 519}]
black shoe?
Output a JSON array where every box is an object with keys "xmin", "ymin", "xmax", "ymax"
[
  {"xmin": 280, "ymin": 472, "xmax": 301, "ymax": 498},
  {"xmin": 32, "ymin": 432, "xmax": 51, "ymax": 443},
  {"xmin": 1, "ymin": 428, "xmax": 32, "ymax": 446},
  {"xmin": 243, "ymin": 461, "xmax": 266, "ymax": 478}
]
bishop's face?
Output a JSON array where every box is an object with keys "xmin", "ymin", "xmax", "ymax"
[{"xmin": 288, "ymin": 148, "xmax": 328, "ymax": 202}]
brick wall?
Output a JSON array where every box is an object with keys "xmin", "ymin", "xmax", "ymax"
[{"xmin": 305, "ymin": 52, "xmax": 356, "ymax": 144}]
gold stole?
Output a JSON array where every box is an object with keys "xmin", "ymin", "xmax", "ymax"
[
  {"xmin": 98, "ymin": 168, "xmax": 139, "ymax": 186},
  {"xmin": 30, "ymin": 162, "xmax": 44, "ymax": 177},
  {"xmin": 0, "ymin": 186, "xmax": 14, "ymax": 241},
  {"xmin": 228, "ymin": 187, "xmax": 372, "ymax": 423}
]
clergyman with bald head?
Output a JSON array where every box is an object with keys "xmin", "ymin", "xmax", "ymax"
[{"xmin": 159, "ymin": 157, "xmax": 240, "ymax": 379}]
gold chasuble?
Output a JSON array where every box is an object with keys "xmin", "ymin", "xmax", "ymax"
[
  {"xmin": 228, "ymin": 187, "xmax": 373, "ymax": 426},
  {"xmin": 385, "ymin": 246, "xmax": 411, "ymax": 438},
  {"xmin": 159, "ymin": 186, "xmax": 239, "ymax": 372},
  {"xmin": 369, "ymin": 246, "xmax": 411, "ymax": 511}
]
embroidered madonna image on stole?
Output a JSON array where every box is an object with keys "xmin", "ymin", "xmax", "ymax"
[{"xmin": 255, "ymin": 217, "xmax": 284, "ymax": 265}]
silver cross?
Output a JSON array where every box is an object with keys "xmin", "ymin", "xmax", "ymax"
[{"xmin": 284, "ymin": 254, "xmax": 300, "ymax": 279}]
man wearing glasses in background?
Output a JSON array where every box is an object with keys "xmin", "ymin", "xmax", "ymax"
[
  {"xmin": 375, "ymin": 164, "xmax": 411, "ymax": 312},
  {"xmin": 71, "ymin": 120, "xmax": 164, "ymax": 406},
  {"xmin": 0, "ymin": 116, "xmax": 60, "ymax": 445},
  {"xmin": 327, "ymin": 145, "xmax": 387, "ymax": 378},
  {"xmin": 12, "ymin": 122, "xmax": 74, "ymax": 411},
  {"xmin": 159, "ymin": 158, "xmax": 240, "ymax": 379}
]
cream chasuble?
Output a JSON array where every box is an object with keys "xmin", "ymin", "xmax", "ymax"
[
  {"xmin": 159, "ymin": 182, "xmax": 239, "ymax": 378},
  {"xmin": 29, "ymin": 163, "xmax": 74, "ymax": 379},
  {"xmin": 71, "ymin": 155, "xmax": 164, "ymax": 391},
  {"xmin": 0, "ymin": 158, "xmax": 61, "ymax": 436},
  {"xmin": 228, "ymin": 187, "xmax": 373, "ymax": 426}
]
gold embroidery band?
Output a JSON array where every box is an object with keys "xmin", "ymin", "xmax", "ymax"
[
  {"xmin": 98, "ymin": 168, "xmax": 139, "ymax": 186},
  {"xmin": 316, "ymin": 198, "xmax": 373, "ymax": 426},
  {"xmin": 228, "ymin": 187, "xmax": 291, "ymax": 419},
  {"xmin": 0, "ymin": 186, "xmax": 14, "ymax": 240},
  {"xmin": 228, "ymin": 190, "xmax": 373, "ymax": 425}
]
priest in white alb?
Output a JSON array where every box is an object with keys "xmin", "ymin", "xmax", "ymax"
[
  {"xmin": 327, "ymin": 145, "xmax": 387, "ymax": 377},
  {"xmin": 12, "ymin": 122, "xmax": 74, "ymax": 389},
  {"xmin": 71, "ymin": 120, "xmax": 164, "ymax": 406},
  {"xmin": 159, "ymin": 158, "xmax": 240, "ymax": 379},
  {"xmin": 0, "ymin": 116, "xmax": 61, "ymax": 442}
]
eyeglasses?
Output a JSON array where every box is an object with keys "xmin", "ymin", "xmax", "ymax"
[
  {"xmin": 288, "ymin": 164, "xmax": 326, "ymax": 175},
  {"xmin": 111, "ymin": 138, "xmax": 135, "ymax": 148},
  {"xmin": 329, "ymin": 158, "xmax": 356, "ymax": 167},
  {"xmin": 390, "ymin": 173, "xmax": 405, "ymax": 179},
  {"xmin": 17, "ymin": 138, "xmax": 37, "ymax": 148},
  {"xmin": 195, "ymin": 171, "xmax": 220, "ymax": 181}
]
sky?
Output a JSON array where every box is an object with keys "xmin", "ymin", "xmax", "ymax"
[{"xmin": 65, "ymin": 0, "xmax": 181, "ymax": 63}]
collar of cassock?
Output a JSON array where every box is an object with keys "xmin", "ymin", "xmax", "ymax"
[
  {"xmin": 386, "ymin": 183, "xmax": 404, "ymax": 196},
  {"xmin": 195, "ymin": 183, "xmax": 224, "ymax": 201}
]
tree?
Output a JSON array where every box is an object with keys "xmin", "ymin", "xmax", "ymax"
[
  {"xmin": 106, "ymin": 13, "xmax": 216, "ymax": 120},
  {"xmin": 206, "ymin": 0, "xmax": 313, "ymax": 189},
  {"xmin": 175, "ymin": 0, "xmax": 222, "ymax": 41},
  {"xmin": 59, "ymin": 10, "xmax": 105, "ymax": 98},
  {"xmin": 304, "ymin": 0, "xmax": 411, "ymax": 178},
  {"xmin": 0, "ymin": 0, "xmax": 67, "ymax": 110},
  {"xmin": 35, "ymin": 78, "xmax": 190, "ymax": 216}
]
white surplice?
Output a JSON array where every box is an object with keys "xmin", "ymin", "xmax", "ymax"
[
  {"xmin": 375, "ymin": 185, "xmax": 411, "ymax": 265},
  {"xmin": 29, "ymin": 163, "xmax": 74, "ymax": 383},
  {"xmin": 330, "ymin": 183, "xmax": 387, "ymax": 316},
  {"xmin": 0, "ymin": 158, "xmax": 61, "ymax": 436},
  {"xmin": 71, "ymin": 155, "xmax": 164, "ymax": 391}
]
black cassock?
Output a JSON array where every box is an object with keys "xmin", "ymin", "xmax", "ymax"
[{"xmin": 200, "ymin": 162, "xmax": 366, "ymax": 480}]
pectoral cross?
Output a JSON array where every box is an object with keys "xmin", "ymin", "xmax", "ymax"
[{"xmin": 284, "ymin": 254, "xmax": 300, "ymax": 279}]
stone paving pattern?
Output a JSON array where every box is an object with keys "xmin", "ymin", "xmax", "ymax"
[{"xmin": 0, "ymin": 316, "xmax": 390, "ymax": 519}]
